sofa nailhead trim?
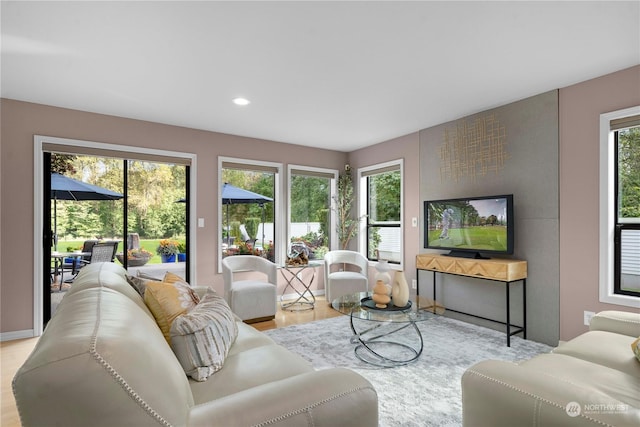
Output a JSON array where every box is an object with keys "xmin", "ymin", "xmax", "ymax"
[
  {"xmin": 465, "ymin": 369, "xmax": 613, "ymax": 427},
  {"xmin": 251, "ymin": 385, "xmax": 378, "ymax": 427},
  {"xmin": 90, "ymin": 263, "xmax": 174, "ymax": 427}
]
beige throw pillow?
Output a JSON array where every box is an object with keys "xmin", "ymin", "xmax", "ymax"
[
  {"xmin": 632, "ymin": 337, "xmax": 640, "ymax": 362},
  {"xmin": 170, "ymin": 288, "xmax": 238, "ymax": 381},
  {"xmin": 144, "ymin": 279, "xmax": 200, "ymax": 343}
]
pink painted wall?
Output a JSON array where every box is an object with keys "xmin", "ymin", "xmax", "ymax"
[
  {"xmin": 348, "ymin": 132, "xmax": 421, "ymax": 285},
  {"xmin": 0, "ymin": 99, "xmax": 346, "ymax": 334},
  {"xmin": 559, "ymin": 65, "xmax": 640, "ymax": 340},
  {"xmin": 2, "ymin": 66, "xmax": 638, "ymax": 339}
]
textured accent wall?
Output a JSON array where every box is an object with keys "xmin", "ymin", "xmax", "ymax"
[{"xmin": 419, "ymin": 90, "xmax": 560, "ymax": 346}]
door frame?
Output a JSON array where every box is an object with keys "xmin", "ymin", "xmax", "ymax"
[{"xmin": 34, "ymin": 135, "xmax": 197, "ymax": 335}]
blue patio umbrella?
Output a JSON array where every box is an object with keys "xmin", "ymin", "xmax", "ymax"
[
  {"xmin": 51, "ymin": 172, "xmax": 123, "ymax": 249},
  {"xmin": 222, "ymin": 183, "xmax": 272, "ymax": 245}
]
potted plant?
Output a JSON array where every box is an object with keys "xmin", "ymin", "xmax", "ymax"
[
  {"xmin": 177, "ymin": 241, "xmax": 187, "ymax": 262},
  {"xmin": 156, "ymin": 239, "xmax": 179, "ymax": 263},
  {"xmin": 117, "ymin": 248, "xmax": 153, "ymax": 267}
]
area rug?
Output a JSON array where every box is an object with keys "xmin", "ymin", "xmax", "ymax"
[{"xmin": 263, "ymin": 314, "xmax": 553, "ymax": 426}]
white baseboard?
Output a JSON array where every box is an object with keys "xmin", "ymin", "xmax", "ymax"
[{"xmin": 0, "ymin": 329, "xmax": 35, "ymax": 342}]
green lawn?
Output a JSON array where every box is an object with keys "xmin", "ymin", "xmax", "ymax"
[{"xmin": 427, "ymin": 226, "xmax": 508, "ymax": 251}]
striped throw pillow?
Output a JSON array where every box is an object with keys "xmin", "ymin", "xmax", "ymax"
[{"xmin": 170, "ymin": 288, "xmax": 238, "ymax": 381}]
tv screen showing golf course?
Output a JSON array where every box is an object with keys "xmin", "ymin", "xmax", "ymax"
[{"xmin": 424, "ymin": 194, "xmax": 514, "ymax": 257}]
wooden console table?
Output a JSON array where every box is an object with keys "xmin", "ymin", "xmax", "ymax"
[{"xmin": 416, "ymin": 254, "xmax": 527, "ymax": 346}]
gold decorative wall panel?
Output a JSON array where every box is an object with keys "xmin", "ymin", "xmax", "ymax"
[{"xmin": 440, "ymin": 114, "xmax": 508, "ymax": 182}]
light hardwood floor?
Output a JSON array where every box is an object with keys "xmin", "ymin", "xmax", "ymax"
[{"xmin": 1, "ymin": 296, "xmax": 341, "ymax": 427}]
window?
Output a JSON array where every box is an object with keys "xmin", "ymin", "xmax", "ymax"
[
  {"xmin": 599, "ymin": 107, "xmax": 640, "ymax": 307},
  {"xmin": 358, "ymin": 160, "xmax": 403, "ymax": 264},
  {"xmin": 614, "ymin": 123, "xmax": 640, "ymax": 297},
  {"xmin": 288, "ymin": 166, "xmax": 338, "ymax": 261},
  {"xmin": 219, "ymin": 158, "xmax": 281, "ymax": 268},
  {"xmin": 35, "ymin": 135, "xmax": 196, "ymax": 335}
]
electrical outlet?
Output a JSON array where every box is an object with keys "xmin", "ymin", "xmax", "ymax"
[
  {"xmin": 412, "ymin": 279, "xmax": 417, "ymax": 289},
  {"xmin": 583, "ymin": 310, "xmax": 596, "ymax": 326}
]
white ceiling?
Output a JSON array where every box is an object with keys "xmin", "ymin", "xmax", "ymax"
[{"xmin": 2, "ymin": 1, "xmax": 639, "ymax": 152}]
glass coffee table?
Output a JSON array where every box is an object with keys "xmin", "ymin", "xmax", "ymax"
[{"xmin": 332, "ymin": 292, "xmax": 442, "ymax": 367}]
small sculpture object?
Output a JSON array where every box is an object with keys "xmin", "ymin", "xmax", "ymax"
[
  {"xmin": 392, "ymin": 270, "xmax": 410, "ymax": 307},
  {"xmin": 372, "ymin": 279, "xmax": 391, "ymax": 308}
]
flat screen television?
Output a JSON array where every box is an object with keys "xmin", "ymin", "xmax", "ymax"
[{"xmin": 424, "ymin": 194, "xmax": 514, "ymax": 259}]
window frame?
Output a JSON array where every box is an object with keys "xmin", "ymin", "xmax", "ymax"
[
  {"xmin": 287, "ymin": 165, "xmax": 339, "ymax": 255},
  {"xmin": 358, "ymin": 159, "xmax": 404, "ymax": 267},
  {"xmin": 599, "ymin": 106, "xmax": 640, "ymax": 307},
  {"xmin": 34, "ymin": 135, "xmax": 197, "ymax": 337},
  {"xmin": 218, "ymin": 157, "xmax": 282, "ymax": 272}
]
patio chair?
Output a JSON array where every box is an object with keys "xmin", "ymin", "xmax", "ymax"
[
  {"xmin": 65, "ymin": 241, "xmax": 119, "ymax": 283},
  {"xmin": 222, "ymin": 255, "xmax": 277, "ymax": 323},
  {"xmin": 60, "ymin": 240, "xmax": 99, "ymax": 274},
  {"xmin": 324, "ymin": 250, "xmax": 370, "ymax": 304}
]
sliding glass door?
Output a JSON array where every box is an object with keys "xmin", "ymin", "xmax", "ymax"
[{"xmin": 44, "ymin": 151, "xmax": 189, "ymax": 324}]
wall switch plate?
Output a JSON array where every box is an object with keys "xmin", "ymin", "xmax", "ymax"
[
  {"xmin": 198, "ymin": 218, "xmax": 205, "ymax": 228},
  {"xmin": 583, "ymin": 310, "xmax": 595, "ymax": 326},
  {"xmin": 411, "ymin": 217, "xmax": 418, "ymax": 227},
  {"xmin": 412, "ymin": 279, "xmax": 417, "ymax": 289}
]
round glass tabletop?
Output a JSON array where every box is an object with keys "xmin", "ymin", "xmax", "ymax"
[{"xmin": 331, "ymin": 291, "xmax": 441, "ymax": 323}]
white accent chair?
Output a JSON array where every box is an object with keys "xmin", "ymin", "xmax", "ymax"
[
  {"xmin": 222, "ymin": 255, "xmax": 278, "ymax": 323},
  {"xmin": 324, "ymin": 250, "xmax": 370, "ymax": 304}
]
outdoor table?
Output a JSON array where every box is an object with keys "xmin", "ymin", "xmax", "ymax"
[{"xmin": 51, "ymin": 251, "xmax": 90, "ymax": 289}]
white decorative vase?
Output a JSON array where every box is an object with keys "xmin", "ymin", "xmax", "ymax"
[
  {"xmin": 375, "ymin": 260, "xmax": 392, "ymax": 292},
  {"xmin": 392, "ymin": 270, "xmax": 410, "ymax": 307}
]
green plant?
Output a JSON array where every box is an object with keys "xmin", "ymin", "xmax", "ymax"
[
  {"xmin": 244, "ymin": 217, "xmax": 260, "ymax": 240},
  {"xmin": 230, "ymin": 221, "xmax": 242, "ymax": 240},
  {"xmin": 333, "ymin": 172, "xmax": 364, "ymax": 249},
  {"xmin": 156, "ymin": 239, "xmax": 179, "ymax": 256},
  {"xmin": 177, "ymin": 241, "xmax": 187, "ymax": 253}
]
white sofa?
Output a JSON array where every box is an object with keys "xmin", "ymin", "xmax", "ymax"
[
  {"xmin": 462, "ymin": 310, "xmax": 640, "ymax": 426},
  {"xmin": 13, "ymin": 262, "xmax": 378, "ymax": 427}
]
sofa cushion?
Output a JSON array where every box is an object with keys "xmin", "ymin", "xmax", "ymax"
[
  {"xmin": 69, "ymin": 262, "xmax": 155, "ymax": 320},
  {"xmin": 590, "ymin": 310, "xmax": 640, "ymax": 337},
  {"xmin": 552, "ymin": 330, "xmax": 640, "ymax": 377},
  {"xmin": 521, "ymin": 353, "xmax": 640, "ymax": 409},
  {"xmin": 189, "ymin": 344, "xmax": 314, "ymax": 403},
  {"xmin": 228, "ymin": 322, "xmax": 277, "ymax": 356},
  {"xmin": 170, "ymin": 288, "xmax": 238, "ymax": 381},
  {"xmin": 144, "ymin": 279, "xmax": 200, "ymax": 343}
]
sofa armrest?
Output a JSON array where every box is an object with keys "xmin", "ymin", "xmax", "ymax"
[
  {"xmin": 187, "ymin": 368, "xmax": 377, "ymax": 427},
  {"xmin": 590, "ymin": 310, "xmax": 640, "ymax": 337},
  {"xmin": 461, "ymin": 360, "xmax": 640, "ymax": 427}
]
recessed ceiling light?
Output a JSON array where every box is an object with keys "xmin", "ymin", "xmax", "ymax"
[{"xmin": 233, "ymin": 97, "xmax": 250, "ymax": 106}]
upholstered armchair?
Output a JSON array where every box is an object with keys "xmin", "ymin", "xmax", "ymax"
[
  {"xmin": 324, "ymin": 250, "xmax": 370, "ymax": 304},
  {"xmin": 222, "ymin": 255, "xmax": 278, "ymax": 322}
]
